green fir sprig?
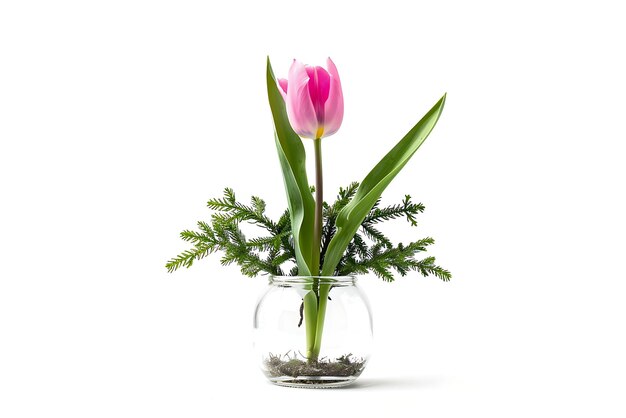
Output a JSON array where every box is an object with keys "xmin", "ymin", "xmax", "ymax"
[{"xmin": 166, "ymin": 183, "xmax": 451, "ymax": 282}]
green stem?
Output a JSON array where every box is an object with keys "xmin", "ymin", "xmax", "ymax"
[
  {"xmin": 307, "ymin": 138, "xmax": 328, "ymax": 362},
  {"xmin": 305, "ymin": 138, "xmax": 324, "ymax": 363},
  {"xmin": 312, "ymin": 282, "xmax": 330, "ymax": 359},
  {"xmin": 303, "ymin": 290, "xmax": 318, "ymax": 359},
  {"xmin": 312, "ymin": 138, "xmax": 323, "ymax": 274}
]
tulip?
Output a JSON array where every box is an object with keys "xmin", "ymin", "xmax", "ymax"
[
  {"xmin": 278, "ymin": 58, "xmax": 344, "ymax": 140},
  {"xmin": 277, "ymin": 58, "xmax": 344, "ymax": 359}
]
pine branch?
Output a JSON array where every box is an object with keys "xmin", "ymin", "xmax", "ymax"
[
  {"xmin": 167, "ymin": 183, "xmax": 451, "ymax": 283},
  {"xmin": 363, "ymin": 194, "xmax": 424, "ymax": 226},
  {"xmin": 337, "ymin": 237, "xmax": 448, "ymax": 282},
  {"xmin": 410, "ymin": 256, "xmax": 452, "ymax": 281},
  {"xmin": 165, "ymin": 243, "xmax": 215, "ymax": 273},
  {"xmin": 248, "ymin": 231, "xmax": 290, "ymax": 251},
  {"xmin": 361, "ymin": 224, "xmax": 393, "ymax": 248},
  {"xmin": 207, "ymin": 188, "xmax": 278, "ymax": 233}
]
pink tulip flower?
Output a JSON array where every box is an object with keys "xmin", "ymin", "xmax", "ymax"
[{"xmin": 278, "ymin": 58, "xmax": 344, "ymax": 139}]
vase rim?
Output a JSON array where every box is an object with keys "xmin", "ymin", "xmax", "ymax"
[{"xmin": 269, "ymin": 275, "xmax": 356, "ymax": 285}]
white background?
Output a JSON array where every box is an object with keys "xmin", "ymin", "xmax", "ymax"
[{"xmin": 1, "ymin": 0, "xmax": 625, "ymax": 416}]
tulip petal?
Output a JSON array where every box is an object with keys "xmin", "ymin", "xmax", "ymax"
[
  {"xmin": 322, "ymin": 57, "xmax": 344, "ymax": 137},
  {"xmin": 305, "ymin": 66, "xmax": 331, "ymax": 126},
  {"xmin": 278, "ymin": 78, "xmax": 288, "ymax": 100},
  {"xmin": 287, "ymin": 60, "xmax": 319, "ymax": 139}
]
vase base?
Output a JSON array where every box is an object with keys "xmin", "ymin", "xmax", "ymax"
[{"xmin": 268, "ymin": 375, "xmax": 358, "ymax": 388}]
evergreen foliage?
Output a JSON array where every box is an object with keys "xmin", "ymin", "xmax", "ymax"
[{"xmin": 166, "ymin": 184, "xmax": 451, "ymax": 282}]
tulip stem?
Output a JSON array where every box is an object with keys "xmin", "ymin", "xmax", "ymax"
[
  {"xmin": 312, "ymin": 137, "xmax": 323, "ymax": 275},
  {"xmin": 304, "ymin": 137, "xmax": 325, "ymax": 363}
]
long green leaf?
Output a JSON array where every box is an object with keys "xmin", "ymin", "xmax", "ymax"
[
  {"xmin": 266, "ymin": 57, "xmax": 316, "ymax": 276},
  {"xmin": 321, "ymin": 94, "xmax": 447, "ymax": 276}
]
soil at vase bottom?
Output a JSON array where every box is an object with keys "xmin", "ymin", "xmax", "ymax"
[{"xmin": 263, "ymin": 352, "xmax": 366, "ymax": 384}]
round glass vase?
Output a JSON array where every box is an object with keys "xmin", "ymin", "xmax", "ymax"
[{"xmin": 253, "ymin": 276, "xmax": 373, "ymax": 388}]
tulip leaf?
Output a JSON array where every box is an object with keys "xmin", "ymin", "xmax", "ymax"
[
  {"xmin": 266, "ymin": 58, "xmax": 316, "ymax": 276},
  {"xmin": 321, "ymin": 94, "xmax": 447, "ymax": 276}
]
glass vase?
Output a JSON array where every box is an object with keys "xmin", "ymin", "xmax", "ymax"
[{"xmin": 253, "ymin": 276, "xmax": 373, "ymax": 388}]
